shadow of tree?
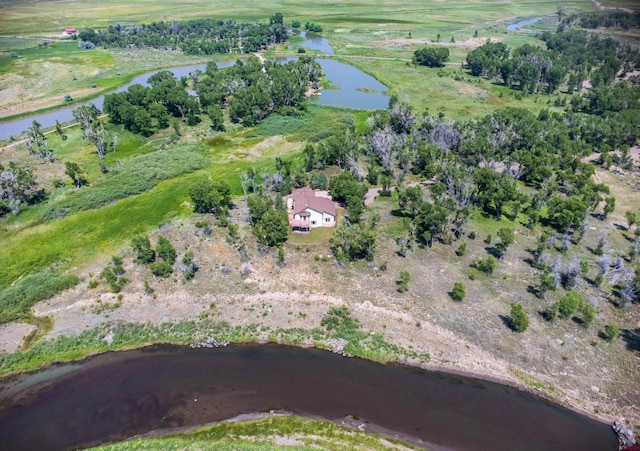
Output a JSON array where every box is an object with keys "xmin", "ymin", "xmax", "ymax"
[
  {"xmin": 499, "ymin": 314, "xmax": 514, "ymax": 331},
  {"xmin": 621, "ymin": 328, "xmax": 640, "ymax": 355}
]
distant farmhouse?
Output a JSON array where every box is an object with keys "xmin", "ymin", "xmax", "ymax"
[
  {"xmin": 63, "ymin": 28, "xmax": 78, "ymax": 36},
  {"xmin": 287, "ymin": 187, "xmax": 336, "ymax": 232}
]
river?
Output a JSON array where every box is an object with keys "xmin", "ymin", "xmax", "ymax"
[
  {"xmin": 0, "ymin": 344, "xmax": 616, "ymax": 451},
  {"xmin": 0, "ymin": 35, "xmax": 387, "ymax": 140}
]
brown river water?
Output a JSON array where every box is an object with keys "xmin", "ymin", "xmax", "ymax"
[{"xmin": 0, "ymin": 344, "xmax": 617, "ymax": 450}]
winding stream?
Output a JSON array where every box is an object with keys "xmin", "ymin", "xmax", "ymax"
[{"xmin": 0, "ymin": 344, "xmax": 616, "ymax": 451}]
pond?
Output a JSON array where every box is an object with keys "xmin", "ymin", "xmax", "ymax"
[
  {"xmin": 288, "ymin": 31, "xmax": 335, "ymax": 54},
  {"xmin": 0, "ymin": 344, "xmax": 616, "ymax": 451},
  {"xmin": 0, "ymin": 54, "xmax": 386, "ymax": 140}
]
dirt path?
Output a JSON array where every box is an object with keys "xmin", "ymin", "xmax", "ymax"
[{"xmin": 591, "ymin": 0, "xmax": 634, "ymax": 13}]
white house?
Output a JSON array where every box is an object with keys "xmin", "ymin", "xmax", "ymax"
[{"xmin": 287, "ymin": 187, "xmax": 336, "ymax": 232}]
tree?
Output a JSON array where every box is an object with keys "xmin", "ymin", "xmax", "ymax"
[
  {"xmin": 310, "ymin": 173, "xmax": 327, "ymax": 190},
  {"xmin": 625, "ymin": 210, "xmax": 637, "ymax": 230},
  {"xmin": 328, "ymin": 172, "xmax": 366, "ymax": 203},
  {"xmin": 156, "ymin": 236, "xmax": 177, "ymax": 265},
  {"xmin": 398, "ymin": 186, "xmax": 424, "ymax": 217},
  {"xmin": 189, "ymin": 178, "xmax": 232, "ymax": 217},
  {"xmin": 207, "ymin": 104, "xmax": 225, "ymax": 131},
  {"xmin": 603, "ymin": 196, "xmax": 616, "ymax": 218},
  {"xmin": 397, "ymin": 270, "xmax": 411, "ymax": 292},
  {"xmin": 55, "ymin": 120, "xmax": 67, "ymax": 140},
  {"xmin": 64, "ymin": 162, "xmax": 87, "ymax": 188},
  {"xmin": 495, "ymin": 227, "xmax": 515, "ymax": 258},
  {"xmin": 451, "ymin": 281, "xmax": 466, "ymax": 301},
  {"xmin": 537, "ymin": 270, "xmax": 557, "ymax": 297},
  {"xmin": 604, "ymin": 323, "xmax": 619, "ymax": 341},
  {"xmin": 582, "ymin": 303, "xmax": 596, "ymax": 327},
  {"xmin": 510, "ymin": 303, "xmax": 529, "ymax": 332},
  {"xmin": 413, "ymin": 46, "xmax": 450, "ymax": 67},
  {"xmin": 28, "ymin": 120, "xmax": 51, "ymax": 161},
  {"xmin": 254, "ymin": 208, "xmax": 289, "ymax": 247},
  {"xmin": 0, "ymin": 162, "xmax": 40, "ymax": 215},
  {"xmin": 555, "ymin": 291, "xmax": 583, "ymax": 319},
  {"xmin": 73, "ymin": 105, "xmax": 108, "ymax": 168},
  {"xmin": 132, "ymin": 235, "xmax": 155, "ymax": 264}
]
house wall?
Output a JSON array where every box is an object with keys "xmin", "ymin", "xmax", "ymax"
[{"xmin": 294, "ymin": 208, "xmax": 334, "ymax": 228}]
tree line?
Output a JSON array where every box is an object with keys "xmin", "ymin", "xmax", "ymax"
[
  {"xmin": 465, "ymin": 29, "xmax": 639, "ymax": 94},
  {"xmin": 79, "ymin": 13, "xmax": 288, "ymax": 55}
]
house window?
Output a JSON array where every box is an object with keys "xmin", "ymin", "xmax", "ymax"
[
  {"xmin": 311, "ymin": 220, "xmax": 317, "ymax": 225},
  {"xmin": 325, "ymin": 217, "xmax": 331, "ymax": 222}
]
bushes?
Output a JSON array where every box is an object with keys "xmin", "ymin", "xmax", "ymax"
[
  {"xmin": 133, "ymin": 235, "xmax": 177, "ymax": 278},
  {"xmin": 0, "ymin": 273, "xmax": 79, "ymax": 324},
  {"xmin": 100, "ymin": 256, "xmax": 129, "ymax": 293},
  {"xmin": 397, "ymin": 271, "xmax": 411, "ymax": 293},
  {"xmin": 510, "ymin": 303, "xmax": 529, "ymax": 332},
  {"xmin": 472, "ymin": 255, "xmax": 496, "ymax": 274},
  {"xmin": 451, "ymin": 282, "xmax": 466, "ymax": 301}
]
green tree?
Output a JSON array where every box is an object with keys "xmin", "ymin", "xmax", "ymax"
[
  {"xmin": 328, "ymin": 172, "xmax": 366, "ymax": 203},
  {"xmin": 495, "ymin": 227, "xmax": 515, "ymax": 258},
  {"xmin": 604, "ymin": 323, "xmax": 619, "ymax": 341},
  {"xmin": 189, "ymin": 178, "xmax": 232, "ymax": 217},
  {"xmin": 582, "ymin": 303, "xmax": 596, "ymax": 327},
  {"xmin": 451, "ymin": 281, "xmax": 466, "ymax": 301},
  {"xmin": 510, "ymin": 303, "xmax": 529, "ymax": 332},
  {"xmin": 207, "ymin": 104, "xmax": 225, "ymax": 131},
  {"xmin": 64, "ymin": 162, "xmax": 87, "ymax": 188},
  {"xmin": 413, "ymin": 46, "xmax": 450, "ymax": 67},
  {"xmin": 603, "ymin": 196, "xmax": 615, "ymax": 218},
  {"xmin": 625, "ymin": 210, "xmax": 637, "ymax": 230},
  {"xmin": 254, "ymin": 208, "xmax": 289, "ymax": 247},
  {"xmin": 156, "ymin": 236, "xmax": 177, "ymax": 265},
  {"xmin": 555, "ymin": 291, "xmax": 583, "ymax": 319},
  {"xmin": 310, "ymin": 172, "xmax": 327, "ymax": 190},
  {"xmin": 55, "ymin": 120, "xmax": 67, "ymax": 140}
]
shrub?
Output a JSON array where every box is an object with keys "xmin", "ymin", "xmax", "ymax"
[
  {"xmin": 132, "ymin": 235, "xmax": 155, "ymax": 264},
  {"xmin": 150, "ymin": 262, "xmax": 173, "ymax": 278},
  {"xmin": 604, "ymin": 323, "xmax": 620, "ymax": 342},
  {"xmin": 472, "ymin": 255, "xmax": 496, "ymax": 274},
  {"xmin": 555, "ymin": 291, "xmax": 583, "ymax": 319},
  {"xmin": 451, "ymin": 281, "xmax": 466, "ymax": 301},
  {"xmin": 510, "ymin": 303, "xmax": 529, "ymax": 332},
  {"xmin": 397, "ymin": 270, "xmax": 411, "ymax": 293},
  {"xmin": 582, "ymin": 304, "xmax": 596, "ymax": 327},
  {"xmin": 156, "ymin": 236, "xmax": 177, "ymax": 265},
  {"xmin": 456, "ymin": 242, "xmax": 467, "ymax": 256}
]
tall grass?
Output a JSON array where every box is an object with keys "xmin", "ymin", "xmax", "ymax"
[
  {"xmin": 0, "ymin": 273, "xmax": 79, "ymax": 324},
  {"xmin": 44, "ymin": 144, "xmax": 208, "ymax": 218}
]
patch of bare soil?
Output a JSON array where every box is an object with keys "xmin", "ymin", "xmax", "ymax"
[
  {"xmin": 0, "ymin": 87, "xmax": 98, "ymax": 119},
  {"xmin": 0, "ymin": 323, "xmax": 35, "ymax": 353},
  {"xmin": 381, "ymin": 37, "xmax": 501, "ymax": 51}
]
